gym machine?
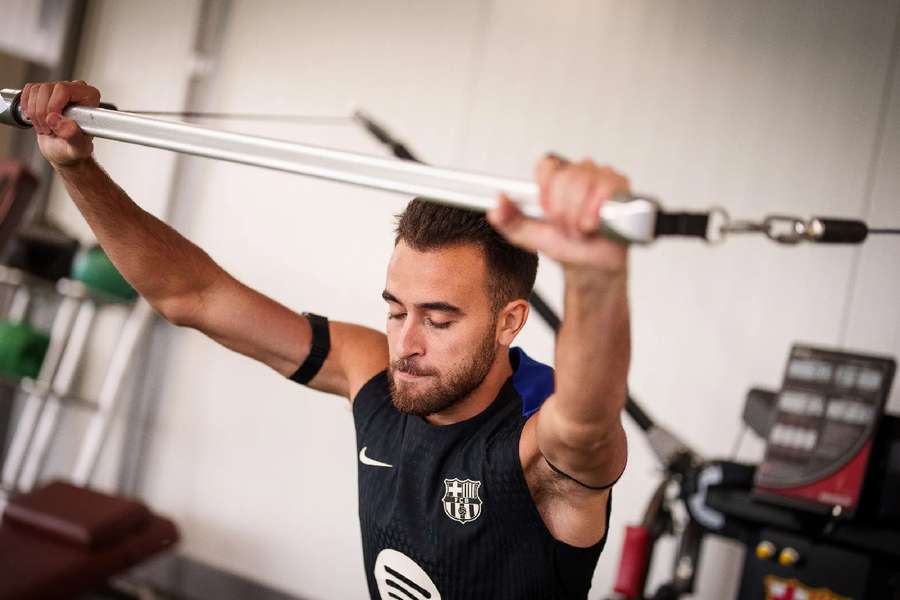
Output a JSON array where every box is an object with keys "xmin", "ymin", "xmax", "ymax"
[{"xmin": 606, "ymin": 345, "xmax": 899, "ymax": 600}]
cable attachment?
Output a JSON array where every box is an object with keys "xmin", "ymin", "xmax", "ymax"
[
  {"xmin": 763, "ymin": 215, "xmax": 808, "ymax": 244},
  {"xmin": 719, "ymin": 213, "xmax": 871, "ymax": 245}
]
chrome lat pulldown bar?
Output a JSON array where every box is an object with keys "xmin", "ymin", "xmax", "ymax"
[{"xmin": 0, "ymin": 88, "xmax": 660, "ymax": 244}]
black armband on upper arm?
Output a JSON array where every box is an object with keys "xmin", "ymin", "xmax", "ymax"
[
  {"xmin": 289, "ymin": 313, "xmax": 331, "ymax": 385},
  {"xmin": 542, "ymin": 453, "xmax": 627, "ymax": 491}
]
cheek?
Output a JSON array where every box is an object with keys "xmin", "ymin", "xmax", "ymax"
[{"xmin": 435, "ymin": 326, "xmax": 489, "ymax": 363}]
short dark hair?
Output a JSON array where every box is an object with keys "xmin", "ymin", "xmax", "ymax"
[{"xmin": 395, "ymin": 198, "xmax": 538, "ymax": 310}]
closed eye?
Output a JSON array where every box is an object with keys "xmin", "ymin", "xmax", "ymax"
[{"xmin": 426, "ymin": 317, "xmax": 452, "ymax": 329}]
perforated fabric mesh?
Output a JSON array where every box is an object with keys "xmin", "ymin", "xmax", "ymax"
[{"xmin": 352, "ymin": 348, "xmax": 609, "ymax": 599}]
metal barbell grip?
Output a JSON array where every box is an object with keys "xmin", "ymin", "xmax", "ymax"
[{"xmin": 1, "ymin": 87, "xmax": 659, "ymax": 244}]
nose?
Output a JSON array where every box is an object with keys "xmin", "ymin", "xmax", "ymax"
[{"xmin": 396, "ymin": 318, "xmax": 424, "ymax": 359}]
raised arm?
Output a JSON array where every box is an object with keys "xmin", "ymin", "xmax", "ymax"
[
  {"xmin": 22, "ymin": 81, "xmax": 387, "ymax": 399},
  {"xmin": 488, "ymin": 156, "xmax": 630, "ymax": 488}
]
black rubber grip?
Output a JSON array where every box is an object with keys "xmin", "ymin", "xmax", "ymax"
[
  {"xmin": 813, "ymin": 218, "xmax": 868, "ymax": 244},
  {"xmin": 654, "ymin": 211, "xmax": 709, "ymax": 239}
]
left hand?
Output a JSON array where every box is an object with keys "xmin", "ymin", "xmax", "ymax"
[{"xmin": 487, "ymin": 156, "xmax": 630, "ymax": 274}]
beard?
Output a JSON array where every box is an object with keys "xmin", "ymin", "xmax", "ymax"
[{"xmin": 388, "ymin": 327, "xmax": 498, "ymax": 417}]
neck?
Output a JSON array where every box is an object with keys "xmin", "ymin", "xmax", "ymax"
[{"xmin": 425, "ymin": 347, "xmax": 513, "ymax": 426}]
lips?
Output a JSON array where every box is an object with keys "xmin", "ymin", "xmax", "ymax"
[
  {"xmin": 394, "ymin": 369, "xmax": 433, "ymax": 381},
  {"xmin": 395, "ymin": 370, "xmax": 432, "ymax": 382}
]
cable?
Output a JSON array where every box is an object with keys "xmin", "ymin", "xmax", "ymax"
[
  {"xmin": 116, "ymin": 110, "xmax": 354, "ymax": 125},
  {"xmin": 869, "ymin": 228, "xmax": 900, "ymax": 235}
]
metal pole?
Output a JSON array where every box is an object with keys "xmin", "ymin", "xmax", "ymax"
[
  {"xmin": 72, "ymin": 300, "xmax": 154, "ymax": 486},
  {"xmin": 0, "ymin": 285, "xmax": 82, "ymax": 491},
  {"xmin": 0, "ymin": 88, "xmax": 660, "ymax": 244},
  {"xmin": 18, "ymin": 296, "xmax": 96, "ymax": 490}
]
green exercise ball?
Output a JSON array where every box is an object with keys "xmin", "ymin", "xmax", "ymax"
[
  {"xmin": 0, "ymin": 322, "xmax": 50, "ymax": 379},
  {"xmin": 70, "ymin": 246, "xmax": 137, "ymax": 301}
]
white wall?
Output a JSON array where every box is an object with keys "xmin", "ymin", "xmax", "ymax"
[
  {"xmin": 42, "ymin": 1, "xmax": 900, "ymax": 598},
  {"xmin": 41, "ymin": 0, "xmax": 202, "ymax": 516}
]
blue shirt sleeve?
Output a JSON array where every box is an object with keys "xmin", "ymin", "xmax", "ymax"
[{"xmin": 509, "ymin": 347, "xmax": 555, "ymax": 417}]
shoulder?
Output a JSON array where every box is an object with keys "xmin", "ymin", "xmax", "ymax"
[
  {"xmin": 351, "ymin": 368, "xmax": 391, "ymax": 422},
  {"xmin": 508, "ymin": 347, "xmax": 554, "ymax": 417}
]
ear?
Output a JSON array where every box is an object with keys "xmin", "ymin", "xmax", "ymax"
[{"xmin": 496, "ymin": 299, "xmax": 529, "ymax": 346}]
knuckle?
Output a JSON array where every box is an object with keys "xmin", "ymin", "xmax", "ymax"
[
  {"xmin": 51, "ymin": 83, "xmax": 67, "ymax": 105},
  {"xmin": 536, "ymin": 156, "xmax": 558, "ymax": 180}
]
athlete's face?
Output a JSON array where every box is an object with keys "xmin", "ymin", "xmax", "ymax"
[{"xmin": 384, "ymin": 241, "xmax": 499, "ymax": 416}]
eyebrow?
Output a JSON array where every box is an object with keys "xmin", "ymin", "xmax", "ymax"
[{"xmin": 381, "ymin": 290, "xmax": 464, "ymax": 315}]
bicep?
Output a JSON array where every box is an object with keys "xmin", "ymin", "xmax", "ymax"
[{"xmin": 188, "ymin": 275, "xmax": 388, "ymax": 399}]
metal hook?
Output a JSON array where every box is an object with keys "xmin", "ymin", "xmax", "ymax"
[
  {"xmin": 704, "ymin": 207, "xmax": 730, "ymax": 245},
  {"xmin": 763, "ymin": 215, "xmax": 806, "ymax": 244}
]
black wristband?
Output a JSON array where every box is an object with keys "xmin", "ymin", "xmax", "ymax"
[{"xmin": 289, "ymin": 313, "xmax": 331, "ymax": 385}]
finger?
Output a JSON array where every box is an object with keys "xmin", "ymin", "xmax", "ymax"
[
  {"xmin": 548, "ymin": 163, "xmax": 588, "ymax": 227},
  {"xmin": 535, "ymin": 154, "xmax": 566, "ymax": 214},
  {"xmin": 47, "ymin": 114, "xmax": 82, "ymax": 142},
  {"xmin": 26, "ymin": 84, "xmax": 41, "ymax": 132},
  {"xmin": 580, "ymin": 171, "xmax": 618, "ymax": 233},
  {"xmin": 580, "ymin": 169, "xmax": 630, "ymax": 233},
  {"xmin": 26, "ymin": 84, "xmax": 41, "ymax": 130},
  {"xmin": 535, "ymin": 154, "xmax": 566, "ymax": 188},
  {"xmin": 487, "ymin": 194, "xmax": 523, "ymax": 228},
  {"xmin": 34, "ymin": 83, "xmax": 53, "ymax": 134},
  {"xmin": 20, "ymin": 84, "xmax": 32, "ymax": 120},
  {"xmin": 65, "ymin": 81, "xmax": 101, "ymax": 107},
  {"xmin": 47, "ymin": 83, "xmax": 72, "ymax": 118},
  {"xmin": 561, "ymin": 161, "xmax": 597, "ymax": 235},
  {"xmin": 491, "ymin": 210, "xmax": 563, "ymax": 255},
  {"xmin": 488, "ymin": 194, "xmax": 568, "ymax": 255}
]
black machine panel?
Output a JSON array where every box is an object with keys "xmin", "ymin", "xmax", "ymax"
[
  {"xmin": 738, "ymin": 529, "xmax": 871, "ymax": 600},
  {"xmin": 753, "ymin": 345, "xmax": 896, "ymax": 516}
]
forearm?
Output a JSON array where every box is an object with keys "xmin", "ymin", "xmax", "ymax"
[
  {"xmin": 54, "ymin": 157, "xmax": 220, "ymax": 318},
  {"xmin": 553, "ymin": 266, "xmax": 630, "ymax": 442}
]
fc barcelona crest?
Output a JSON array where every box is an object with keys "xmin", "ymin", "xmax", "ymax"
[{"xmin": 442, "ymin": 478, "xmax": 483, "ymax": 524}]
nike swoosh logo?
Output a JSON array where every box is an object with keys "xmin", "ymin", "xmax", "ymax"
[{"xmin": 359, "ymin": 446, "xmax": 393, "ymax": 468}]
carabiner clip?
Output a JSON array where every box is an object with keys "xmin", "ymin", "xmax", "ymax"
[{"xmin": 763, "ymin": 215, "xmax": 806, "ymax": 244}]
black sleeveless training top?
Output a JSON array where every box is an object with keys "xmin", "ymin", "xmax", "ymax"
[{"xmin": 352, "ymin": 347, "xmax": 610, "ymax": 600}]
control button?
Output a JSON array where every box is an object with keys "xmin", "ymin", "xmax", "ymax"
[
  {"xmin": 778, "ymin": 547, "xmax": 800, "ymax": 567},
  {"xmin": 755, "ymin": 541, "xmax": 776, "ymax": 560}
]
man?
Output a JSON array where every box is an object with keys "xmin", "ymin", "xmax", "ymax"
[{"xmin": 22, "ymin": 80, "xmax": 630, "ymax": 599}]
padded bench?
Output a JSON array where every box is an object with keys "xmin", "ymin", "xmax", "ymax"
[{"xmin": 0, "ymin": 480, "xmax": 178, "ymax": 600}]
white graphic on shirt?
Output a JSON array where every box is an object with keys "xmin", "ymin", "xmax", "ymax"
[
  {"xmin": 374, "ymin": 548, "xmax": 441, "ymax": 600},
  {"xmin": 359, "ymin": 446, "xmax": 393, "ymax": 468},
  {"xmin": 442, "ymin": 478, "xmax": 483, "ymax": 524}
]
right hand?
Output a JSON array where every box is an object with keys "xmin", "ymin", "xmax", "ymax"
[{"xmin": 21, "ymin": 81, "xmax": 101, "ymax": 168}]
